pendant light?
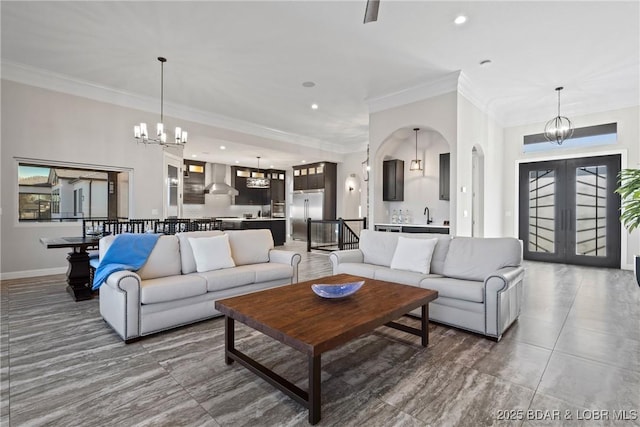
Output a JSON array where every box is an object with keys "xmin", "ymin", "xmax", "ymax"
[
  {"xmin": 134, "ymin": 57, "xmax": 188, "ymax": 146},
  {"xmin": 246, "ymin": 156, "xmax": 270, "ymax": 189},
  {"xmin": 409, "ymin": 128, "xmax": 423, "ymax": 171},
  {"xmin": 544, "ymin": 86, "xmax": 573, "ymax": 145}
]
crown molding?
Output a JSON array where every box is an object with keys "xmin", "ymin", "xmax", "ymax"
[
  {"xmin": 1, "ymin": 61, "xmax": 358, "ymax": 154},
  {"xmin": 457, "ymin": 71, "xmax": 502, "ymax": 126},
  {"xmin": 365, "ymin": 70, "xmax": 461, "ymax": 114}
]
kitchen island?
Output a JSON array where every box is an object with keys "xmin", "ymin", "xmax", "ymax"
[
  {"xmin": 374, "ymin": 223, "xmax": 450, "ymax": 234},
  {"xmin": 218, "ymin": 218, "xmax": 287, "ymax": 245}
]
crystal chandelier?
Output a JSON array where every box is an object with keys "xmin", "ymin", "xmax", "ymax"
[
  {"xmin": 246, "ymin": 156, "xmax": 270, "ymax": 189},
  {"xmin": 544, "ymin": 86, "xmax": 573, "ymax": 145},
  {"xmin": 134, "ymin": 57, "xmax": 188, "ymax": 146},
  {"xmin": 409, "ymin": 128, "xmax": 423, "ymax": 171}
]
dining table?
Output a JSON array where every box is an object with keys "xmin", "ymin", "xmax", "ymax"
[{"xmin": 39, "ymin": 236, "xmax": 101, "ymax": 301}]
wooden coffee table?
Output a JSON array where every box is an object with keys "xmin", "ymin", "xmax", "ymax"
[{"xmin": 214, "ymin": 273, "xmax": 439, "ymax": 425}]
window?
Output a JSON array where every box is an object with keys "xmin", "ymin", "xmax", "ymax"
[
  {"xmin": 523, "ymin": 123, "xmax": 617, "ymax": 153},
  {"xmin": 17, "ymin": 160, "xmax": 130, "ymax": 222}
]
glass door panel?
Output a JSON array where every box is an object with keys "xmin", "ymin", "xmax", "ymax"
[
  {"xmin": 575, "ymin": 165, "xmax": 607, "ymax": 257},
  {"xmin": 528, "ymin": 169, "xmax": 556, "ymax": 254}
]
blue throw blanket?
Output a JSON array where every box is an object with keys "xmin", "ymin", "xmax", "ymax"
[{"xmin": 92, "ymin": 233, "xmax": 160, "ymax": 290}]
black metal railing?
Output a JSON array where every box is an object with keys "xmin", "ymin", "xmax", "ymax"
[{"xmin": 306, "ymin": 217, "xmax": 367, "ymax": 252}]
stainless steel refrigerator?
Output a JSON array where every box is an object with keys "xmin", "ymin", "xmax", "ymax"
[{"xmin": 291, "ymin": 190, "xmax": 324, "ymax": 240}]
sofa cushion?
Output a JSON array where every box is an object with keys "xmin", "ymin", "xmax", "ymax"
[
  {"xmin": 334, "ymin": 262, "xmax": 382, "ymax": 279},
  {"xmin": 140, "ymin": 274, "xmax": 207, "ymax": 304},
  {"xmin": 420, "ymin": 277, "xmax": 484, "ymax": 303},
  {"xmin": 430, "ymin": 235, "xmax": 452, "ymax": 275},
  {"xmin": 196, "ymin": 265, "xmax": 257, "ymax": 292},
  {"xmin": 176, "ymin": 230, "xmax": 225, "ymax": 274},
  {"xmin": 188, "ymin": 234, "xmax": 235, "ymax": 273},
  {"xmin": 137, "ymin": 235, "xmax": 182, "ymax": 280},
  {"xmin": 359, "ymin": 229, "xmax": 400, "ymax": 267},
  {"xmin": 442, "ymin": 237, "xmax": 522, "ymax": 281},
  {"xmin": 390, "ymin": 236, "xmax": 438, "ymax": 274},
  {"xmin": 374, "ymin": 267, "xmax": 440, "ymax": 287},
  {"xmin": 226, "ymin": 229, "xmax": 274, "ymax": 266},
  {"xmin": 252, "ymin": 263, "xmax": 293, "ymax": 283}
]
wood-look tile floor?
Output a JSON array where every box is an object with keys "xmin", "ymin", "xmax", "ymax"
[{"xmin": 1, "ymin": 242, "xmax": 639, "ymax": 426}]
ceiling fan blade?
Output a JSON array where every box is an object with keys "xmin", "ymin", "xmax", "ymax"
[{"xmin": 363, "ymin": 0, "xmax": 380, "ymax": 23}]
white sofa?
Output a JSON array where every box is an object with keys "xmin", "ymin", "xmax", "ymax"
[
  {"xmin": 329, "ymin": 230, "xmax": 525, "ymax": 340},
  {"xmin": 98, "ymin": 229, "xmax": 301, "ymax": 342}
]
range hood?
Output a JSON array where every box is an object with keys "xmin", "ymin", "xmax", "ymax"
[{"xmin": 204, "ymin": 163, "xmax": 239, "ymax": 196}]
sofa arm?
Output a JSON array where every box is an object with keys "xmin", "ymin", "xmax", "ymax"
[
  {"xmin": 329, "ymin": 249, "xmax": 364, "ymax": 275},
  {"xmin": 99, "ymin": 270, "xmax": 142, "ymax": 341},
  {"xmin": 269, "ymin": 249, "xmax": 302, "ymax": 283},
  {"xmin": 484, "ymin": 266, "xmax": 525, "ymax": 340}
]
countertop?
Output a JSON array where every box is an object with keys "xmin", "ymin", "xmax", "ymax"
[{"xmin": 375, "ymin": 223, "xmax": 450, "ymax": 229}]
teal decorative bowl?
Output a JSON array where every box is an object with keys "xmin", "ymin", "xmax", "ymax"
[{"xmin": 311, "ymin": 281, "xmax": 364, "ymax": 299}]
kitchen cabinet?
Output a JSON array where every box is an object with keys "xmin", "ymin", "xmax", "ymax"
[
  {"xmin": 183, "ymin": 160, "xmax": 206, "ymax": 204},
  {"xmin": 268, "ymin": 170, "xmax": 286, "ymax": 202},
  {"xmin": 293, "ymin": 167, "xmax": 307, "ymax": 190},
  {"xmin": 232, "ymin": 167, "xmax": 286, "ymax": 206},
  {"xmin": 439, "ymin": 153, "xmax": 450, "ymax": 201},
  {"xmin": 383, "ymin": 159, "xmax": 404, "ymax": 201},
  {"xmin": 374, "ymin": 224, "xmax": 450, "ymax": 234},
  {"xmin": 232, "ymin": 166, "xmax": 268, "ymax": 205},
  {"xmin": 292, "ymin": 162, "xmax": 336, "ymax": 193}
]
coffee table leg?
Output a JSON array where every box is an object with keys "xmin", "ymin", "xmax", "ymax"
[
  {"xmin": 421, "ymin": 304, "xmax": 429, "ymax": 347},
  {"xmin": 308, "ymin": 354, "xmax": 321, "ymax": 425},
  {"xmin": 225, "ymin": 316, "xmax": 235, "ymax": 365}
]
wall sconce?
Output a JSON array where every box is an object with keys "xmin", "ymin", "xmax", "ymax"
[{"xmin": 348, "ymin": 186, "xmax": 354, "ymax": 192}]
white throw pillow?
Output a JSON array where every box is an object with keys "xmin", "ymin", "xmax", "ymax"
[
  {"xmin": 390, "ymin": 236, "xmax": 438, "ymax": 274},
  {"xmin": 188, "ymin": 235, "xmax": 235, "ymax": 273}
]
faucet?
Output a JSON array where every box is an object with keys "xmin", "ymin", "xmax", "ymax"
[{"xmin": 423, "ymin": 206, "xmax": 433, "ymax": 224}]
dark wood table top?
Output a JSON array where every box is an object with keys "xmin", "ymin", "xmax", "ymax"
[
  {"xmin": 39, "ymin": 236, "xmax": 100, "ymax": 250},
  {"xmin": 215, "ymin": 273, "xmax": 439, "ymax": 356}
]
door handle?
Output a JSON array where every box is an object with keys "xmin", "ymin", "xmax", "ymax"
[{"xmin": 568, "ymin": 209, "xmax": 572, "ymax": 231}]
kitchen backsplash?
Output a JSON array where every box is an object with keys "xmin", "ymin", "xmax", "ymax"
[{"xmin": 182, "ymin": 194, "xmax": 271, "ymax": 218}]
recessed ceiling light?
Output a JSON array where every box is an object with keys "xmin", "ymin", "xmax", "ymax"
[
  {"xmin": 479, "ymin": 59, "xmax": 492, "ymax": 67},
  {"xmin": 270, "ymin": 164, "xmax": 274, "ymax": 168},
  {"xmin": 191, "ymin": 154, "xmax": 197, "ymax": 158},
  {"xmin": 302, "ymin": 81, "xmax": 316, "ymax": 88},
  {"xmin": 311, "ymin": 103, "xmax": 319, "ymax": 110},
  {"xmin": 302, "ymin": 160, "xmax": 307, "ymax": 163},
  {"xmin": 454, "ymin": 15, "xmax": 467, "ymax": 25},
  {"xmin": 235, "ymin": 160, "xmax": 240, "ymax": 164},
  {"xmin": 220, "ymin": 145, "xmax": 226, "ymax": 150}
]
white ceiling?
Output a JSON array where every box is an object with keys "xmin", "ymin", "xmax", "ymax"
[{"xmin": 2, "ymin": 1, "xmax": 639, "ymax": 168}]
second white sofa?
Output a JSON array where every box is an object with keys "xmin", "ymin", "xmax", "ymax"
[
  {"xmin": 98, "ymin": 229, "xmax": 301, "ymax": 342},
  {"xmin": 330, "ymin": 230, "xmax": 525, "ymax": 340}
]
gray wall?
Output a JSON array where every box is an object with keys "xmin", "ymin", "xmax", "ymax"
[{"xmin": 1, "ymin": 80, "xmax": 168, "ymax": 277}]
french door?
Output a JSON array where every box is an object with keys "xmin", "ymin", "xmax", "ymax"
[{"xmin": 519, "ymin": 155, "xmax": 621, "ymax": 268}]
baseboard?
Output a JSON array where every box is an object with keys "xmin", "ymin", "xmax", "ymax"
[
  {"xmin": 1, "ymin": 267, "xmax": 67, "ymax": 280},
  {"xmin": 621, "ymin": 262, "xmax": 633, "ymax": 271}
]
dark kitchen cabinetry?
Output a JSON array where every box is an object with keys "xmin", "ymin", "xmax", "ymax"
[
  {"xmin": 232, "ymin": 166, "xmax": 286, "ymax": 206},
  {"xmin": 439, "ymin": 153, "xmax": 450, "ymax": 201},
  {"xmin": 268, "ymin": 170, "xmax": 286, "ymax": 202},
  {"xmin": 183, "ymin": 160, "xmax": 206, "ymax": 204},
  {"xmin": 292, "ymin": 162, "xmax": 336, "ymax": 192},
  {"xmin": 240, "ymin": 220, "xmax": 286, "ymax": 246},
  {"xmin": 232, "ymin": 166, "xmax": 267, "ymax": 205},
  {"xmin": 383, "ymin": 159, "xmax": 404, "ymax": 201}
]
